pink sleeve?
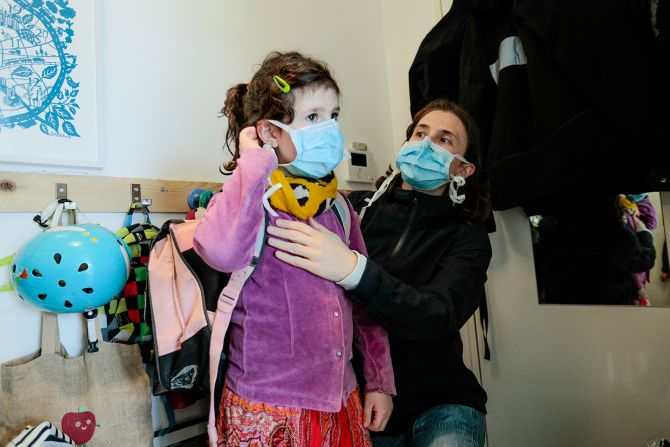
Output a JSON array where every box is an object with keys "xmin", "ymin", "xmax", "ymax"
[
  {"xmin": 193, "ymin": 148, "xmax": 278, "ymax": 272},
  {"xmin": 348, "ymin": 200, "xmax": 396, "ymax": 395}
]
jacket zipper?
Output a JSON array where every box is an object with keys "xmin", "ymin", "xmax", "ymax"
[{"xmin": 390, "ymin": 198, "xmax": 417, "ymax": 259}]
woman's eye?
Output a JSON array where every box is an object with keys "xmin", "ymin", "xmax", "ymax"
[
  {"xmin": 440, "ymin": 137, "xmax": 452, "ymax": 145},
  {"xmin": 306, "ymin": 113, "xmax": 318, "ymax": 122},
  {"xmin": 415, "ymin": 131, "xmax": 425, "ymax": 138},
  {"xmin": 331, "ymin": 112, "xmax": 339, "ymax": 120}
]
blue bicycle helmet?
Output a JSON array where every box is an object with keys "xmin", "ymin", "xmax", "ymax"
[{"xmin": 12, "ymin": 224, "xmax": 131, "ymax": 313}]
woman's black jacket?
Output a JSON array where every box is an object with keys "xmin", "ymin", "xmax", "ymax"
[{"xmin": 348, "ymin": 188, "xmax": 492, "ymax": 435}]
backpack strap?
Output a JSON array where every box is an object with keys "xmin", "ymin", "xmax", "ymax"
[
  {"xmin": 123, "ymin": 202, "xmax": 151, "ymax": 228},
  {"xmin": 331, "ymin": 192, "xmax": 352, "ymax": 246},
  {"xmin": 207, "ymin": 215, "xmax": 266, "ymax": 446}
]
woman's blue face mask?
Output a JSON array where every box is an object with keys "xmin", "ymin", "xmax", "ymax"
[
  {"xmin": 396, "ymin": 136, "xmax": 469, "ymax": 192},
  {"xmin": 268, "ymin": 119, "xmax": 345, "ymax": 179}
]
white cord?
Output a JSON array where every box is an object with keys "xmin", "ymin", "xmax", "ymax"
[
  {"xmin": 359, "ymin": 170, "xmax": 399, "ymax": 221},
  {"xmin": 262, "ymin": 179, "xmax": 283, "ymax": 217},
  {"xmin": 449, "ymin": 175, "xmax": 466, "ymax": 204}
]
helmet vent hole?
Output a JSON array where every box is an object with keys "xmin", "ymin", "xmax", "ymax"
[
  {"xmin": 82, "ymin": 288, "xmax": 94, "ymax": 294},
  {"xmin": 54, "ymin": 253, "xmax": 62, "ymax": 264},
  {"xmin": 32, "ymin": 269, "xmax": 42, "ymax": 277},
  {"xmin": 64, "ymin": 300, "xmax": 73, "ymax": 308},
  {"xmin": 78, "ymin": 263, "xmax": 89, "ymax": 272},
  {"xmin": 38, "ymin": 293, "xmax": 47, "ymax": 300},
  {"xmin": 58, "ymin": 280, "xmax": 66, "ymax": 287}
]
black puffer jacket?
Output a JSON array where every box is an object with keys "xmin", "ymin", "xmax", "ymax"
[{"xmin": 348, "ymin": 188, "xmax": 491, "ymax": 435}]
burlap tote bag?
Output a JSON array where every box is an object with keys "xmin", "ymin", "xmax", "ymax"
[{"xmin": 0, "ymin": 312, "xmax": 153, "ymax": 446}]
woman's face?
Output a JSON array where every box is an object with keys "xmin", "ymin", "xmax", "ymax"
[{"xmin": 408, "ymin": 110, "xmax": 471, "ymax": 178}]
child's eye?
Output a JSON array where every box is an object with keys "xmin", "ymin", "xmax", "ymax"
[
  {"xmin": 306, "ymin": 113, "xmax": 318, "ymax": 122},
  {"xmin": 331, "ymin": 112, "xmax": 339, "ymax": 120}
]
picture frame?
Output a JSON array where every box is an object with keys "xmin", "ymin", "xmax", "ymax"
[{"xmin": 0, "ymin": 0, "xmax": 102, "ymax": 168}]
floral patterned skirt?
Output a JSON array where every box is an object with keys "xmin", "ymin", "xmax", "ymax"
[{"xmin": 216, "ymin": 385, "xmax": 372, "ymax": 447}]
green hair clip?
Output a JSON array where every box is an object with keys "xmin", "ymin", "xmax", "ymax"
[{"xmin": 273, "ymin": 75, "xmax": 290, "ymax": 93}]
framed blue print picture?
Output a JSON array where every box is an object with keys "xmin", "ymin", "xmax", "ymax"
[{"xmin": 0, "ymin": 0, "xmax": 101, "ymax": 168}]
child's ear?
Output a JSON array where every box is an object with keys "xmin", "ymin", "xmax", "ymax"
[{"xmin": 256, "ymin": 120, "xmax": 280, "ymax": 147}]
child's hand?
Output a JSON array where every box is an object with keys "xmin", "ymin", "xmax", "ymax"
[
  {"xmin": 363, "ymin": 392, "xmax": 393, "ymax": 432},
  {"xmin": 239, "ymin": 127, "xmax": 261, "ymax": 153}
]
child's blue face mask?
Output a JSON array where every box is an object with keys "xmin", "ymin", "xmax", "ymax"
[
  {"xmin": 268, "ymin": 119, "xmax": 345, "ymax": 179},
  {"xmin": 396, "ymin": 137, "xmax": 470, "ymax": 203}
]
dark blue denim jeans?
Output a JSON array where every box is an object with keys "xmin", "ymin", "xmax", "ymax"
[{"xmin": 372, "ymin": 404, "xmax": 486, "ymax": 447}]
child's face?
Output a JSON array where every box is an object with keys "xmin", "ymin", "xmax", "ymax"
[{"xmin": 273, "ymin": 85, "xmax": 340, "ymax": 164}]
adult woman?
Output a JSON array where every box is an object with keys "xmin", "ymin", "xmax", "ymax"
[{"xmin": 266, "ymin": 98, "xmax": 492, "ymax": 446}]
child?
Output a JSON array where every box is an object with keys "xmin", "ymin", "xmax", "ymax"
[{"xmin": 194, "ymin": 51, "xmax": 395, "ymax": 447}]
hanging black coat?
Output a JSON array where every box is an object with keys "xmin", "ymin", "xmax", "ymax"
[{"xmin": 409, "ymin": 0, "xmax": 669, "ymax": 214}]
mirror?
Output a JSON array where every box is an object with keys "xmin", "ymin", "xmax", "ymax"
[{"xmin": 529, "ymin": 192, "xmax": 670, "ymax": 306}]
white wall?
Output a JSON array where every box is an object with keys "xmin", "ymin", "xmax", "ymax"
[
  {"xmin": 98, "ymin": 0, "xmax": 396, "ymax": 187},
  {"xmin": 484, "ymin": 209, "xmax": 670, "ymax": 446},
  {"xmin": 379, "ymin": 0, "xmax": 444, "ymax": 153},
  {"xmin": 377, "ymin": 1, "xmax": 670, "ymax": 446}
]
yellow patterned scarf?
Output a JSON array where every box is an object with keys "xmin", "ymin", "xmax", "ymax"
[{"xmin": 268, "ymin": 169, "xmax": 338, "ymax": 220}]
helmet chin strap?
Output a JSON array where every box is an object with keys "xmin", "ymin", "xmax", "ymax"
[{"xmin": 33, "ymin": 199, "xmax": 79, "ymax": 228}]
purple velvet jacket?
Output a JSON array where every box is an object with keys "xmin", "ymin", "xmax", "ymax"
[{"xmin": 193, "ymin": 147, "xmax": 395, "ymax": 411}]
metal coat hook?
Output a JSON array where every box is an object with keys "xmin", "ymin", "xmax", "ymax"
[
  {"xmin": 130, "ymin": 183, "xmax": 152, "ymax": 208},
  {"xmin": 56, "ymin": 183, "xmax": 67, "ymax": 200}
]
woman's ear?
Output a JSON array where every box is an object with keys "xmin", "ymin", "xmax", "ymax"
[
  {"xmin": 460, "ymin": 162, "xmax": 476, "ymax": 180},
  {"xmin": 256, "ymin": 120, "xmax": 280, "ymax": 147}
]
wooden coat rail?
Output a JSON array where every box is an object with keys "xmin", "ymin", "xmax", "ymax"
[{"xmin": 0, "ymin": 171, "xmax": 221, "ymax": 213}]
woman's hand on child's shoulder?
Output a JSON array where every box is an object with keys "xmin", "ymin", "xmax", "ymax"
[{"xmin": 363, "ymin": 391, "xmax": 393, "ymax": 432}]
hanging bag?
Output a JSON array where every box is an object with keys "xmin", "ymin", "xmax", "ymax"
[
  {"xmin": 102, "ymin": 203, "xmax": 159, "ymax": 344},
  {"xmin": 0, "ymin": 312, "xmax": 153, "ymax": 446}
]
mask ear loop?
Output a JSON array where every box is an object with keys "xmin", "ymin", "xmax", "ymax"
[
  {"xmin": 263, "ymin": 182, "xmax": 282, "ymax": 217},
  {"xmin": 449, "ymin": 175, "xmax": 466, "ymax": 204},
  {"xmin": 260, "ymin": 143, "xmax": 283, "ymax": 217},
  {"xmin": 266, "ymin": 120, "xmax": 299, "ymax": 169}
]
